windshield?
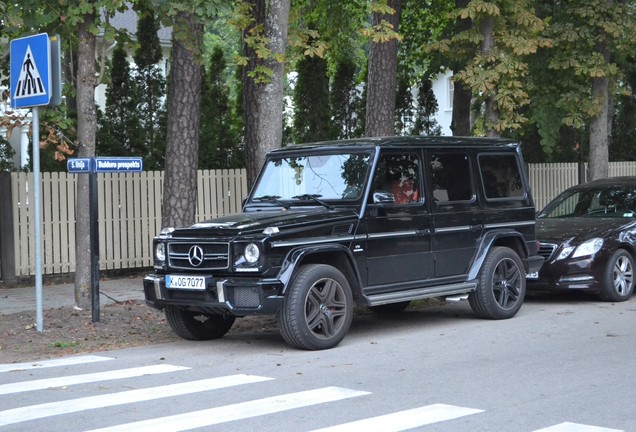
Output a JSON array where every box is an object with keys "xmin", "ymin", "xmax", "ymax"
[
  {"xmin": 251, "ymin": 152, "xmax": 372, "ymax": 202},
  {"xmin": 538, "ymin": 187, "xmax": 636, "ymax": 219}
]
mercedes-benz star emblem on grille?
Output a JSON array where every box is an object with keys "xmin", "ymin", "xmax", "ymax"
[{"xmin": 188, "ymin": 245, "xmax": 204, "ymax": 267}]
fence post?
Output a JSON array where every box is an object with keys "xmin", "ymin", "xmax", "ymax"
[{"xmin": 0, "ymin": 172, "xmax": 16, "ymax": 285}]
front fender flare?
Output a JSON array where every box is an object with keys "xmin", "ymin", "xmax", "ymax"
[{"xmin": 276, "ymin": 244, "xmax": 363, "ymax": 295}]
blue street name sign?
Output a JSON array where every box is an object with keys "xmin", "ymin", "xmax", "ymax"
[
  {"xmin": 67, "ymin": 158, "xmax": 92, "ymax": 173},
  {"xmin": 67, "ymin": 157, "xmax": 144, "ymax": 173},
  {"xmin": 10, "ymin": 33, "xmax": 51, "ymax": 108},
  {"xmin": 94, "ymin": 157, "xmax": 143, "ymax": 173}
]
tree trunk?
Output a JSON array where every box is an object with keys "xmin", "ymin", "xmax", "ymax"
[
  {"xmin": 479, "ymin": 15, "xmax": 499, "ymax": 137},
  {"xmin": 365, "ymin": 0, "xmax": 402, "ymax": 137},
  {"xmin": 451, "ymin": 79, "xmax": 472, "ymax": 136},
  {"xmin": 74, "ymin": 10, "xmax": 97, "ymax": 310},
  {"xmin": 450, "ymin": 0, "xmax": 472, "ymax": 136},
  {"xmin": 242, "ymin": 0, "xmax": 290, "ymax": 188},
  {"xmin": 161, "ymin": 12, "xmax": 203, "ymax": 229},
  {"xmin": 588, "ymin": 73, "xmax": 610, "ymax": 180}
]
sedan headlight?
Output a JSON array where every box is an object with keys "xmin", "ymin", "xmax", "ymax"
[
  {"xmin": 572, "ymin": 238, "xmax": 603, "ymax": 258},
  {"xmin": 556, "ymin": 246, "xmax": 575, "ymax": 261},
  {"xmin": 155, "ymin": 242, "xmax": 166, "ymax": 262}
]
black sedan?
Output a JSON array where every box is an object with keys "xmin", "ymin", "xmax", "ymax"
[{"xmin": 528, "ymin": 177, "xmax": 636, "ymax": 302}]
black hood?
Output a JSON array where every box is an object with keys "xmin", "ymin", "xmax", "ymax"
[
  {"xmin": 170, "ymin": 208, "xmax": 359, "ymax": 237},
  {"xmin": 536, "ymin": 217, "xmax": 636, "ymax": 244}
]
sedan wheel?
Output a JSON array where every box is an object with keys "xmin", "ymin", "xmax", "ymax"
[{"xmin": 599, "ymin": 249, "xmax": 635, "ymax": 302}]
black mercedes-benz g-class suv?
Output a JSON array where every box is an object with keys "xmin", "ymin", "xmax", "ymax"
[{"xmin": 144, "ymin": 136, "xmax": 543, "ymax": 350}]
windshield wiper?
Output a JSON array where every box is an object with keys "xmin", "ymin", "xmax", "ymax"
[
  {"xmin": 252, "ymin": 195, "xmax": 290, "ymax": 209},
  {"xmin": 291, "ymin": 194, "xmax": 334, "ymax": 210}
]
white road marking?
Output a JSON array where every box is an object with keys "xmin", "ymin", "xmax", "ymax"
[
  {"xmin": 0, "ymin": 355, "xmax": 113, "ymax": 373},
  {"xmin": 0, "ymin": 364, "xmax": 189, "ymax": 395},
  {"xmin": 308, "ymin": 403, "xmax": 484, "ymax": 431},
  {"xmin": 83, "ymin": 386, "xmax": 371, "ymax": 432},
  {"xmin": 0, "ymin": 374, "xmax": 272, "ymax": 427},
  {"xmin": 532, "ymin": 422, "xmax": 623, "ymax": 432}
]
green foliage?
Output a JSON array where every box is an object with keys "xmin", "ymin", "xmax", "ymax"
[
  {"xmin": 97, "ymin": 44, "xmax": 141, "ymax": 160},
  {"xmin": 292, "ymin": 54, "xmax": 332, "ymax": 143},
  {"xmin": 199, "ymin": 46, "xmax": 242, "ymax": 169},
  {"xmin": 429, "ymin": 0, "xmax": 550, "ymax": 135},
  {"xmin": 412, "ymin": 77, "xmax": 442, "ymax": 136},
  {"xmin": 0, "ymin": 136, "xmax": 16, "ymax": 171},
  {"xmin": 133, "ymin": 1, "xmax": 167, "ymax": 169},
  {"xmin": 330, "ymin": 59, "xmax": 363, "ymax": 140},
  {"xmin": 523, "ymin": 0, "xmax": 636, "ymax": 157}
]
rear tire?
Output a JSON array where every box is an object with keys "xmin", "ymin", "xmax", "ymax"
[
  {"xmin": 165, "ymin": 305, "xmax": 235, "ymax": 340},
  {"xmin": 469, "ymin": 246, "xmax": 525, "ymax": 319},
  {"xmin": 599, "ymin": 249, "xmax": 635, "ymax": 302},
  {"xmin": 278, "ymin": 264, "xmax": 353, "ymax": 350}
]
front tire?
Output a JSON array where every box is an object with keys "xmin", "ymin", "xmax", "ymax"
[
  {"xmin": 165, "ymin": 305, "xmax": 235, "ymax": 340},
  {"xmin": 469, "ymin": 246, "xmax": 525, "ymax": 319},
  {"xmin": 599, "ymin": 249, "xmax": 635, "ymax": 302},
  {"xmin": 278, "ymin": 264, "xmax": 354, "ymax": 350}
]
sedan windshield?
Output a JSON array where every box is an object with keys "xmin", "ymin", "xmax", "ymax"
[
  {"xmin": 251, "ymin": 152, "xmax": 372, "ymax": 202},
  {"xmin": 539, "ymin": 187, "xmax": 636, "ymax": 219}
]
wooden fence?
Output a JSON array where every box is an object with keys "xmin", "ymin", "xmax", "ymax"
[
  {"xmin": 4, "ymin": 162, "xmax": 636, "ymax": 279},
  {"xmin": 5, "ymin": 169, "xmax": 247, "ymax": 278}
]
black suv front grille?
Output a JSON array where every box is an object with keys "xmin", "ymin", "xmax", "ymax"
[
  {"xmin": 168, "ymin": 241, "xmax": 230, "ymax": 270},
  {"xmin": 538, "ymin": 242, "xmax": 557, "ymax": 261}
]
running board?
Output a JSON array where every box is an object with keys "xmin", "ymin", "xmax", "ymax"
[{"xmin": 366, "ymin": 282, "xmax": 477, "ymax": 306}]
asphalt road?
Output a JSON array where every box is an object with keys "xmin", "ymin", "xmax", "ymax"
[{"xmin": 1, "ymin": 291, "xmax": 635, "ymax": 432}]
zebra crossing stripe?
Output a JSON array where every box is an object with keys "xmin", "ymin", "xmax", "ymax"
[
  {"xmin": 0, "ymin": 374, "xmax": 272, "ymax": 427},
  {"xmin": 532, "ymin": 422, "xmax": 623, "ymax": 432},
  {"xmin": 83, "ymin": 386, "xmax": 371, "ymax": 432},
  {"xmin": 0, "ymin": 364, "xmax": 189, "ymax": 395},
  {"xmin": 307, "ymin": 403, "xmax": 484, "ymax": 432},
  {"xmin": 0, "ymin": 355, "xmax": 113, "ymax": 373}
]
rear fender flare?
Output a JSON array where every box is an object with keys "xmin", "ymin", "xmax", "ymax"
[{"xmin": 468, "ymin": 230, "xmax": 529, "ymax": 280}]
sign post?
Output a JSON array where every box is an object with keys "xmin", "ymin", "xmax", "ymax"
[
  {"xmin": 67, "ymin": 157, "xmax": 143, "ymax": 322},
  {"xmin": 10, "ymin": 33, "xmax": 56, "ymax": 333}
]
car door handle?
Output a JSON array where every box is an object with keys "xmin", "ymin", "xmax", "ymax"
[{"xmin": 416, "ymin": 228, "xmax": 430, "ymax": 235}]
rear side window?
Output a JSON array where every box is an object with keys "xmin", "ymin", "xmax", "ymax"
[
  {"xmin": 478, "ymin": 154, "xmax": 525, "ymax": 199},
  {"xmin": 429, "ymin": 153, "xmax": 474, "ymax": 203}
]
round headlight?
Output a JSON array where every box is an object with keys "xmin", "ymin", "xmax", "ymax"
[
  {"xmin": 155, "ymin": 243, "xmax": 166, "ymax": 261},
  {"xmin": 244, "ymin": 243, "xmax": 260, "ymax": 264}
]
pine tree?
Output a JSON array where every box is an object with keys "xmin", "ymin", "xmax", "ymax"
[
  {"xmin": 134, "ymin": 2, "xmax": 167, "ymax": 170},
  {"xmin": 199, "ymin": 46, "xmax": 241, "ymax": 169},
  {"xmin": 292, "ymin": 54, "xmax": 331, "ymax": 144},
  {"xmin": 330, "ymin": 59, "xmax": 362, "ymax": 140},
  {"xmin": 412, "ymin": 76, "xmax": 442, "ymax": 136},
  {"xmin": 97, "ymin": 43, "xmax": 140, "ymax": 157}
]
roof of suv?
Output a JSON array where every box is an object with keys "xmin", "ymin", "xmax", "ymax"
[{"xmin": 269, "ymin": 136, "xmax": 520, "ymax": 155}]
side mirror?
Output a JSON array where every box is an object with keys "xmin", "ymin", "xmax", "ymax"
[{"xmin": 373, "ymin": 191, "xmax": 395, "ymax": 204}]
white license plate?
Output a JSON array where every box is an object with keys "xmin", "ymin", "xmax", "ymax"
[
  {"xmin": 166, "ymin": 275, "xmax": 207, "ymax": 290},
  {"xmin": 526, "ymin": 272, "xmax": 539, "ymax": 280}
]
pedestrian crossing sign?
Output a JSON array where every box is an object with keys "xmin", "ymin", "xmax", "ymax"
[{"xmin": 10, "ymin": 33, "xmax": 51, "ymax": 108}]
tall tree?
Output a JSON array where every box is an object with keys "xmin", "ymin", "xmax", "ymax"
[
  {"xmin": 330, "ymin": 59, "xmax": 362, "ymax": 139},
  {"xmin": 239, "ymin": 0, "xmax": 291, "ymax": 187},
  {"xmin": 365, "ymin": 0, "xmax": 402, "ymax": 137},
  {"xmin": 539, "ymin": 0, "xmax": 636, "ymax": 180},
  {"xmin": 161, "ymin": 10, "xmax": 204, "ymax": 229},
  {"xmin": 293, "ymin": 52, "xmax": 331, "ymax": 143},
  {"xmin": 429, "ymin": 1, "xmax": 549, "ymax": 137},
  {"xmin": 199, "ymin": 46, "xmax": 241, "ymax": 169},
  {"xmin": 133, "ymin": 1, "xmax": 166, "ymax": 170},
  {"xmin": 97, "ymin": 43, "xmax": 140, "ymax": 157}
]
